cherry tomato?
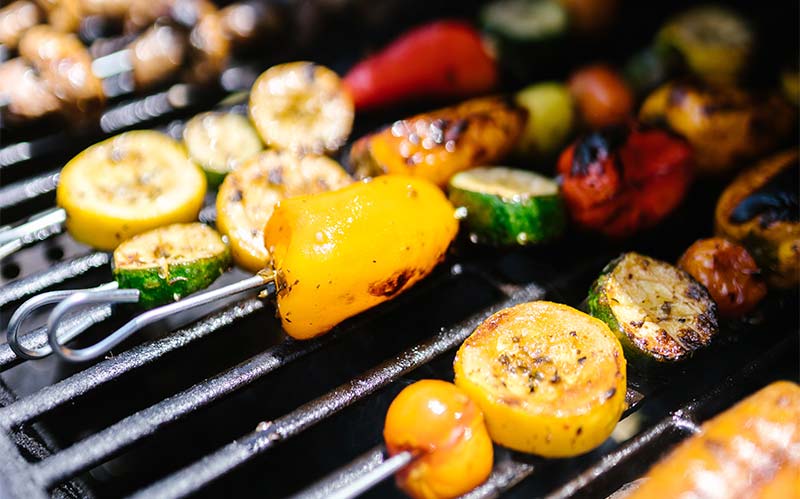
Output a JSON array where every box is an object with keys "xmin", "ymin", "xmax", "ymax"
[{"xmin": 568, "ymin": 64, "xmax": 634, "ymax": 129}]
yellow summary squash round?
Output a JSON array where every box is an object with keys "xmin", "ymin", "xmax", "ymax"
[
  {"xmin": 57, "ymin": 131, "xmax": 207, "ymax": 250},
  {"xmin": 454, "ymin": 301, "xmax": 627, "ymax": 457},
  {"xmin": 264, "ymin": 175, "xmax": 458, "ymax": 340}
]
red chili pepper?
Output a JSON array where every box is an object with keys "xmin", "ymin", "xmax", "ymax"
[
  {"xmin": 557, "ymin": 123, "xmax": 693, "ymax": 237},
  {"xmin": 343, "ymin": 20, "xmax": 498, "ymax": 111}
]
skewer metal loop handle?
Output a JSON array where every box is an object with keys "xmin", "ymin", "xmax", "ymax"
[
  {"xmin": 0, "ymin": 207, "xmax": 67, "ymax": 260},
  {"xmin": 6, "ymin": 281, "xmax": 122, "ymax": 360},
  {"xmin": 50, "ymin": 273, "xmax": 276, "ymax": 363}
]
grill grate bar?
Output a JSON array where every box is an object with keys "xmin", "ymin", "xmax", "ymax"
[
  {"xmin": 0, "ymin": 252, "xmax": 109, "ymax": 308},
  {"xmin": 0, "ymin": 298, "xmax": 265, "ymax": 429},
  {"xmin": 0, "ymin": 171, "xmax": 60, "ymax": 211},
  {"xmin": 127, "ymin": 282, "xmax": 545, "ymax": 499},
  {"xmin": 32, "ymin": 335, "xmax": 328, "ymax": 487}
]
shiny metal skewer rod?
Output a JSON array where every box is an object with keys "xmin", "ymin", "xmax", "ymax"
[
  {"xmin": 48, "ymin": 273, "xmax": 275, "ymax": 363},
  {"xmin": 0, "ymin": 207, "xmax": 66, "ymax": 259}
]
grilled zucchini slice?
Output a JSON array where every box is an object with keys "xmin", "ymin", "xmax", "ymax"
[
  {"xmin": 57, "ymin": 131, "xmax": 207, "ymax": 251},
  {"xmin": 454, "ymin": 301, "xmax": 626, "ymax": 457},
  {"xmin": 448, "ymin": 167, "xmax": 565, "ymax": 246},
  {"xmin": 587, "ymin": 253, "xmax": 719, "ymax": 364},
  {"xmin": 248, "ymin": 62, "xmax": 354, "ymax": 155},
  {"xmin": 183, "ymin": 112, "xmax": 263, "ymax": 187},
  {"xmin": 113, "ymin": 223, "xmax": 231, "ymax": 309},
  {"xmin": 216, "ymin": 150, "xmax": 351, "ymax": 272},
  {"xmin": 481, "ymin": 0, "xmax": 568, "ymax": 44},
  {"xmin": 715, "ymin": 150, "xmax": 799, "ymax": 288}
]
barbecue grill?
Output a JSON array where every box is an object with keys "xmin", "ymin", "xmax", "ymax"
[{"xmin": 0, "ymin": 1, "xmax": 798, "ymax": 498}]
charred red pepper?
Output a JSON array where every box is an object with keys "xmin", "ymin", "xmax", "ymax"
[
  {"xmin": 343, "ymin": 20, "xmax": 498, "ymax": 111},
  {"xmin": 557, "ymin": 124, "xmax": 693, "ymax": 237}
]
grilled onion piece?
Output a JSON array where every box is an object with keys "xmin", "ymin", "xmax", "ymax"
[
  {"xmin": 587, "ymin": 252, "xmax": 719, "ymax": 364},
  {"xmin": 249, "ymin": 62, "xmax": 354, "ymax": 155},
  {"xmin": 216, "ymin": 150, "xmax": 351, "ymax": 272},
  {"xmin": 454, "ymin": 301, "xmax": 627, "ymax": 457},
  {"xmin": 57, "ymin": 131, "xmax": 206, "ymax": 250},
  {"xmin": 113, "ymin": 223, "xmax": 231, "ymax": 308}
]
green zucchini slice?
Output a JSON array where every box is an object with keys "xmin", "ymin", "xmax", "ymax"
[
  {"xmin": 183, "ymin": 112, "xmax": 263, "ymax": 187},
  {"xmin": 481, "ymin": 0, "xmax": 568, "ymax": 44},
  {"xmin": 449, "ymin": 167, "xmax": 565, "ymax": 246},
  {"xmin": 113, "ymin": 223, "xmax": 232, "ymax": 309},
  {"xmin": 586, "ymin": 252, "xmax": 719, "ymax": 364}
]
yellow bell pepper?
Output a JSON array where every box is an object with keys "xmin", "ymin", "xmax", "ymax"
[{"xmin": 264, "ymin": 175, "xmax": 458, "ymax": 340}]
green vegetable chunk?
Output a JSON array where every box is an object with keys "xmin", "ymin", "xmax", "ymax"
[{"xmin": 113, "ymin": 223, "xmax": 232, "ymax": 308}]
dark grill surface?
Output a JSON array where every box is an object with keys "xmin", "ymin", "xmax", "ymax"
[{"xmin": 0, "ymin": 1, "xmax": 798, "ymax": 498}]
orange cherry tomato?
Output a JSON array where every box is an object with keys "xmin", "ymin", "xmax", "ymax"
[
  {"xmin": 678, "ymin": 237, "xmax": 767, "ymax": 318},
  {"xmin": 383, "ymin": 380, "xmax": 493, "ymax": 499},
  {"xmin": 568, "ymin": 63, "xmax": 634, "ymax": 129}
]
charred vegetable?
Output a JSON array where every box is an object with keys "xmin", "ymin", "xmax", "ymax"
[
  {"xmin": 249, "ymin": 62, "xmax": 354, "ymax": 155},
  {"xmin": 383, "ymin": 380, "xmax": 493, "ymax": 499},
  {"xmin": 587, "ymin": 253, "xmax": 719, "ymax": 364},
  {"xmin": 264, "ymin": 175, "xmax": 458, "ymax": 340},
  {"xmin": 113, "ymin": 223, "xmax": 231, "ymax": 308},
  {"xmin": 343, "ymin": 20, "xmax": 498, "ymax": 111},
  {"xmin": 57, "ymin": 131, "xmax": 207, "ymax": 250},
  {"xmin": 557, "ymin": 124, "xmax": 693, "ymax": 238},
  {"xmin": 350, "ymin": 96, "xmax": 525, "ymax": 187},
  {"xmin": 640, "ymin": 81, "xmax": 795, "ymax": 175},
  {"xmin": 514, "ymin": 82, "xmax": 575, "ymax": 159},
  {"xmin": 678, "ymin": 238, "xmax": 767, "ymax": 319},
  {"xmin": 715, "ymin": 150, "xmax": 799, "ymax": 288},
  {"xmin": 183, "ymin": 112, "xmax": 263, "ymax": 186},
  {"xmin": 626, "ymin": 381, "xmax": 800, "ymax": 499},
  {"xmin": 568, "ymin": 64, "xmax": 633, "ymax": 130},
  {"xmin": 216, "ymin": 150, "xmax": 351, "ymax": 273},
  {"xmin": 448, "ymin": 167, "xmax": 565, "ymax": 246},
  {"xmin": 656, "ymin": 5, "xmax": 753, "ymax": 84},
  {"xmin": 454, "ymin": 301, "xmax": 626, "ymax": 457}
]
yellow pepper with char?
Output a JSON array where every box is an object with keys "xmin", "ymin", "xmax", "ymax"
[{"xmin": 264, "ymin": 175, "xmax": 458, "ymax": 340}]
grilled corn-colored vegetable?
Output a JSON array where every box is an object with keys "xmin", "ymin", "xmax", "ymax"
[
  {"xmin": 715, "ymin": 150, "xmax": 799, "ymax": 288},
  {"xmin": 113, "ymin": 223, "xmax": 231, "ymax": 309},
  {"xmin": 678, "ymin": 237, "xmax": 767, "ymax": 319},
  {"xmin": 264, "ymin": 175, "xmax": 458, "ymax": 340},
  {"xmin": 626, "ymin": 381, "xmax": 800, "ymax": 499},
  {"xmin": 350, "ymin": 96, "xmax": 525, "ymax": 187},
  {"xmin": 640, "ymin": 81, "xmax": 795, "ymax": 175},
  {"xmin": 454, "ymin": 301, "xmax": 626, "ymax": 457},
  {"xmin": 587, "ymin": 252, "xmax": 719, "ymax": 364},
  {"xmin": 216, "ymin": 150, "xmax": 351, "ymax": 273},
  {"xmin": 383, "ymin": 380, "xmax": 493, "ymax": 499},
  {"xmin": 249, "ymin": 62, "xmax": 354, "ymax": 155},
  {"xmin": 57, "ymin": 131, "xmax": 207, "ymax": 250}
]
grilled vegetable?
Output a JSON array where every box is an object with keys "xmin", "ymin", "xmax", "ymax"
[
  {"xmin": 350, "ymin": 97, "xmax": 525, "ymax": 187},
  {"xmin": 34, "ymin": 0, "xmax": 81, "ymax": 33},
  {"xmin": 626, "ymin": 381, "xmax": 800, "ymax": 499},
  {"xmin": 184, "ymin": 11, "xmax": 231, "ymax": 85},
  {"xmin": 0, "ymin": 0, "xmax": 42, "ymax": 50},
  {"xmin": 557, "ymin": 124, "xmax": 693, "ymax": 238},
  {"xmin": 113, "ymin": 223, "xmax": 231, "ymax": 308},
  {"xmin": 715, "ymin": 150, "xmax": 799, "ymax": 288},
  {"xmin": 514, "ymin": 82, "xmax": 575, "ymax": 159},
  {"xmin": 249, "ymin": 62, "xmax": 354, "ymax": 155},
  {"xmin": 383, "ymin": 380, "xmax": 493, "ymax": 499},
  {"xmin": 18, "ymin": 25, "xmax": 105, "ymax": 117},
  {"xmin": 781, "ymin": 67, "xmax": 800, "ymax": 106},
  {"xmin": 448, "ymin": 167, "xmax": 565, "ymax": 246},
  {"xmin": 639, "ymin": 81, "xmax": 795, "ymax": 175},
  {"xmin": 558, "ymin": 0, "xmax": 618, "ymax": 34},
  {"xmin": 343, "ymin": 20, "xmax": 498, "ymax": 111},
  {"xmin": 587, "ymin": 253, "xmax": 719, "ymax": 364},
  {"xmin": 657, "ymin": 5, "xmax": 753, "ymax": 84},
  {"xmin": 128, "ymin": 24, "xmax": 188, "ymax": 90},
  {"xmin": 623, "ymin": 45, "xmax": 681, "ymax": 99},
  {"xmin": 264, "ymin": 175, "xmax": 458, "ymax": 340},
  {"xmin": 183, "ymin": 112, "xmax": 263, "ymax": 186},
  {"xmin": 453, "ymin": 301, "xmax": 626, "ymax": 457},
  {"xmin": 568, "ymin": 64, "xmax": 633, "ymax": 130},
  {"xmin": 216, "ymin": 150, "xmax": 351, "ymax": 273},
  {"xmin": 0, "ymin": 58, "xmax": 62, "ymax": 123},
  {"xmin": 678, "ymin": 238, "xmax": 767, "ymax": 319},
  {"xmin": 57, "ymin": 131, "xmax": 207, "ymax": 251}
]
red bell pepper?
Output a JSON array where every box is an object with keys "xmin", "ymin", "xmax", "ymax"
[
  {"xmin": 344, "ymin": 20, "xmax": 498, "ymax": 111},
  {"xmin": 557, "ymin": 123, "xmax": 693, "ymax": 237}
]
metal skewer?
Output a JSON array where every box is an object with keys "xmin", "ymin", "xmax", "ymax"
[
  {"xmin": 294, "ymin": 450, "xmax": 414, "ymax": 499},
  {"xmin": 47, "ymin": 272, "xmax": 275, "ymax": 362}
]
